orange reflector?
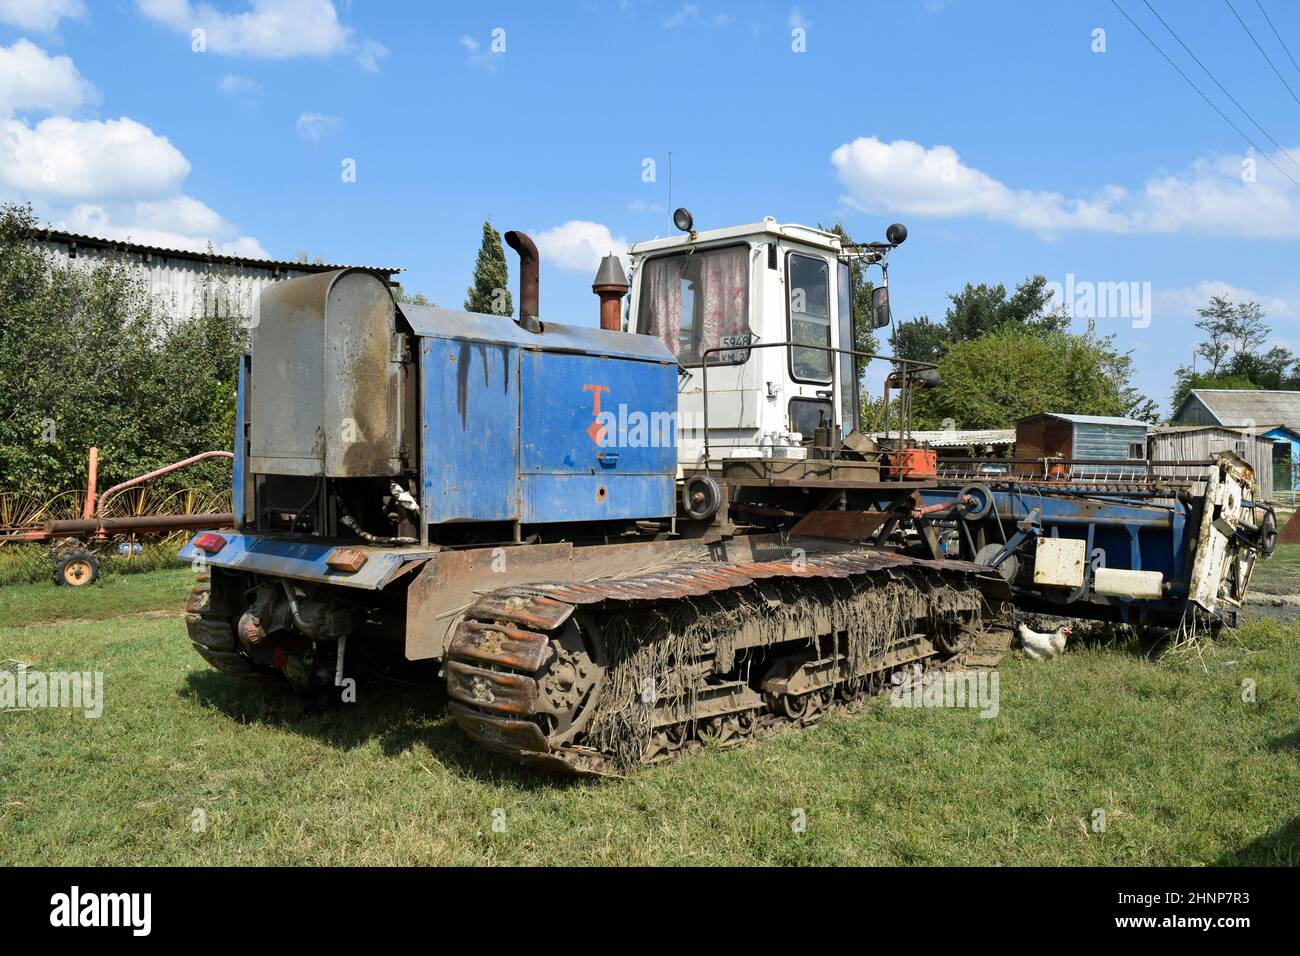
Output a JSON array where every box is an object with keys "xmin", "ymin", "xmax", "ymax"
[
  {"xmin": 194, "ymin": 532, "xmax": 227, "ymax": 554},
  {"xmin": 325, "ymin": 548, "xmax": 367, "ymax": 573}
]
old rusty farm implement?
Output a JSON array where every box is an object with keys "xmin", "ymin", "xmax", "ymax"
[{"xmin": 0, "ymin": 447, "xmax": 233, "ymax": 586}]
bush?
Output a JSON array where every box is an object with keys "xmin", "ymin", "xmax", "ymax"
[{"xmin": 0, "ymin": 203, "xmax": 247, "ymax": 501}]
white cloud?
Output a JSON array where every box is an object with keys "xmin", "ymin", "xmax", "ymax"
[
  {"xmin": 137, "ymin": 0, "xmax": 386, "ymax": 69},
  {"xmin": 1156, "ymin": 281, "xmax": 1297, "ymax": 323},
  {"xmin": 60, "ymin": 198, "xmax": 270, "ymax": 257},
  {"xmin": 628, "ymin": 199, "xmax": 664, "ymax": 214},
  {"xmin": 219, "ymin": 73, "xmax": 258, "ymax": 94},
  {"xmin": 663, "ymin": 4, "xmax": 700, "ymax": 28},
  {"xmin": 788, "ymin": 7, "xmax": 807, "ymax": 29},
  {"xmin": 0, "ymin": 41, "xmax": 264, "ymax": 257},
  {"xmin": 458, "ymin": 34, "xmax": 495, "ymax": 69},
  {"xmin": 295, "ymin": 111, "xmax": 339, "ymax": 141},
  {"xmin": 831, "ymin": 135, "xmax": 1300, "ymax": 239},
  {"xmin": 534, "ymin": 220, "xmax": 628, "ymax": 273},
  {"xmin": 0, "ymin": 0, "xmax": 84, "ymax": 32},
  {"xmin": 355, "ymin": 39, "xmax": 388, "ymax": 73},
  {"xmin": 0, "ymin": 39, "xmax": 96, "ymax": 116},
  {"xmin": 1, "ymin": 116, "xmax": 190, "ymax": 200}
]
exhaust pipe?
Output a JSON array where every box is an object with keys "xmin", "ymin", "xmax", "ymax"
[
  {"xmin": 592, "ymin": 253, "xmax": 629, "ymax": 332},
  {"xmin": 503, "ymin": 230, "xmax": 542, "ymax": 333}
]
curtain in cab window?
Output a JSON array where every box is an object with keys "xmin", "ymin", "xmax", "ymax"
[{"xmin": 639, "ymin": 246, "xmax": 749, "ymax": 364}]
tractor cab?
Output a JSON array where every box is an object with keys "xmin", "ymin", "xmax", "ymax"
[{"xmin": 626, "ymin": 214, "xmax": 902, "ymax": 474}]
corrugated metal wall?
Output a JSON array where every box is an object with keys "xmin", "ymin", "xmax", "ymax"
[
  {"xmin": 36, "ymin": 241, "xmax": 320, "ymax": 324},
  {"xmin": 1149, "ymin": 429, "xmax": 1274, "ymax": 496},
  {"xmin": 1070, "ymin": 422, "xmax": 1147, "ymax": 477}
]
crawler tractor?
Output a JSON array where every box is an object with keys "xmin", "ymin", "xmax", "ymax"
[{"xmin": 181, "ymin": 214, "xmax": 1274, "ymax": 775}]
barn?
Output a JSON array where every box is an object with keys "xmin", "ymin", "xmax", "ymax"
[
  {"xmin": 1171, "ymin": 388, "xmax": 1300, "ymax": 496},
  {"xmin": 1148, "ymin": 425, "xmax": 1275, "ymax": 496},
  {"xmin": 31, "ymin": 229, "xmax": 401, "ymax": 324}
]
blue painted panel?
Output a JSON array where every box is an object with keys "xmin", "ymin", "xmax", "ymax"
[
  {"xmin": 178, "ymin": 532, "xmax": 436, "ymax": 590},
  {"xmin": 420, "ymin": 338, "xmax": 519, "ymax": 522},
  {"xmin": 518, "ymin": 350, "xmax": 676, "ymax": 476},
  {"xmin": 516, "ymin": 350, "xmax": 675, "ymax": 522},
  {"xmin": 520, "ymin": 473, "xmax": 675, "ymax": 524}
]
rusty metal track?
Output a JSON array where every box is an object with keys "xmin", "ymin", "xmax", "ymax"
[{"xmin": 445, "ymin": 547, "xmax": 1011, "ymax": 776}]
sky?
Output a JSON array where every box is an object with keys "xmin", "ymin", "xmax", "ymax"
[{"xmin": 3, "ymin": 0, "xmax": 1300, "ymax": 416}]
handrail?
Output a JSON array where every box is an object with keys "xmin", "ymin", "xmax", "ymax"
[{"xmin": 699, "ymin": 341, "xmax": 937, "ymax": 467}]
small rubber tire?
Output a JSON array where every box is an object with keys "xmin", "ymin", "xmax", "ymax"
[
  {"xmin": 681, "ymin": 475, "xmax": 722, "ymax": 521},
  {"xmin": 53, "ymin": 548, "xmax": 100, "ymax": 587}
]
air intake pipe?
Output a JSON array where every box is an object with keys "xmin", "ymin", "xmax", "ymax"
[{"xmin": 503, "ymin": 230, "xmax": 542, "ymax": 333}]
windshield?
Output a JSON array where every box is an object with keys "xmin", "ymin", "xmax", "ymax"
[{"xmin": 636, "ymin": 245, "xmax": 750, "ymax": 365}]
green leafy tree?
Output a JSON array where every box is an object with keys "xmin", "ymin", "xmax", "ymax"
[
  {"xmin": 912, "ymin": 326, "xmax": 1142, "ymax": 429},
  {"xmin": 1170, "ymin": 295, "xmax": 1292, "ymax": 409},
  {"xmin": 0, "ymin": 203, "xmax": 247, "ymax": 499},
  {"xmin": 464, "ymin": 221, "xmax": 512, "ymax": 317},
  {"xmin": 394, "ymin": 286, "xmax": 435, "ymax": 307},
  {"xmin": 822, "ymin": 224, "xmax": 879, "ymax": 380},
  {"xmin": 892, "ymin": 314, "xmax": 950, "ymax": 364}
]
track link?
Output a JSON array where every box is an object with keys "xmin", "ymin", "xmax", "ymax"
[{"xmin": 445, "ymin": 548, "xmax": 1011, "ymax": 776}]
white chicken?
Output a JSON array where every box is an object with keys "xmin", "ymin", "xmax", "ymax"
[{"xmin": 1016, "ymin": 621, "xmax": 1072, "ymax": 660}]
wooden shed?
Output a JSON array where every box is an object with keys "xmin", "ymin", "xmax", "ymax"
[
  {"xmin": 1015, "ymin": 413, "xmax": 1150, "ymax": 478},
  {"xmin": 1148, "ymin": 425, "xmax": 1274, "ymax": 497}
]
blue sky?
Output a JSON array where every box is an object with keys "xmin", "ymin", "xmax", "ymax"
[{"xmin": 4, "ymin": 0, "xmax": 1300, "ymax": 415}]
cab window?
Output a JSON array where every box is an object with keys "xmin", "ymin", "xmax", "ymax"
[
  {"xmin": 837, "ymin": 260, "xmax": 858, "ymax": 435},
  {"xmin": 636, "ymin": 245, "xmax": 751, "ymax": 366},
  {"xmin": 788, "ymin": 253, "xmax": 831, "ymax": 382}
]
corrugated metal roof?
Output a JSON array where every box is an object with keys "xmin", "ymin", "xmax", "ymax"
[
  {"xmin": 1186, "ymin": 389, "xmax": 1300, "ymax": 429},
  {"xmin": 1151, "ymin": 423, "xmax": 1284, "ymax": 435},
  {"xmin": 32, "ymin": 228, "xmax": 401, "ymax": 275},
  {"xmin": 402, "ymin": 305, "xmax": 675, "ymax": 363},
  {"xmin": 1021, "ymin": 412, "xmax": 1150, "ymax": 428},
  {"xmin": 874, "ymin": 429, "xmax": 1015, "ymax": 448}
]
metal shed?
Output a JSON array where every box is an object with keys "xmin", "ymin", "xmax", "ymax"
[
  {"xmin": 31, "ymin": 229, "xmax": 401, "ymax": 325},
  {"xmin": 1015, "ymin": 413, "xmax": 1150, "ymax": 478},
  {"xmin": 1148, "ymin": 425, "xmax": 1274, "ymax": 498}
]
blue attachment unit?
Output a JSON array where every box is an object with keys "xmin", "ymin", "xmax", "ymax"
[
  {"xmin": 915, "ymin": 483, "xmax": 1195, "ymax": 624},
  {"xmin": 405, "ymin": 306, "xmax": 677, "ymax": 526}
]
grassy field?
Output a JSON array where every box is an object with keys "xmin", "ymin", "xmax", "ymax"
[{"xmin": 1, "ymin": 556, "xmax": 1297, "ymax": 866}]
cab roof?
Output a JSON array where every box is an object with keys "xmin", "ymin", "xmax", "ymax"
[{"xmin": 627, "ymin": 218, "xmax": 843, "ymax": 256}]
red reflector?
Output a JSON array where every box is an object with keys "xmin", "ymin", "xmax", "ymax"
[
  {"xmin": 325, "ymin": 548, "xmax": 367, "ymax": 573},
  {"xmin": 194, "ymin": 532, "xmax": 227, "ymax": 554}
]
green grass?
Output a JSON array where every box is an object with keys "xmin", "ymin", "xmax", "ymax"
[
  {"xmin": 1253, "ymin": 543, "xmax": 1300, "ymax": 593},
  {"xmin": 1, "ymin": 567, "xmax": 1297, "ymax": 865},
  {"xmin": 0, "ymin": 566, "xmax": 194, "ymax": 628}
]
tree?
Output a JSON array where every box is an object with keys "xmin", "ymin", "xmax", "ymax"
[
  {"xmin": 911, "ymin": 326, "xmax": 1143, "ymax": 429},
  {"xmin": 0, "ymin": 203, "xmax": 247, "ymax": 498},
  {"xmin": 822, "ymin": 224, "xmax": 879, "ymax": 382},
  {"xmin": 464, "ymin": 221, "xmax": 512, "ymax": 316},
  {"xmin": 394, "ymin": 286, "xmax": 435, "ymax": 307},
  {"xmin": 892, "ymin": 314, "xmax": 949, "ymax": 364},
  {"xmin": 1171, "ymin": 295, "xmax": 1291, "ymax": 409},
  {"xmin": 892, "ymin": 275, "xmax": 1069, "ymax": 365},
  {"xmin": 945, "ymin": 275, "xmax": 1069, "ymax": 343}
]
